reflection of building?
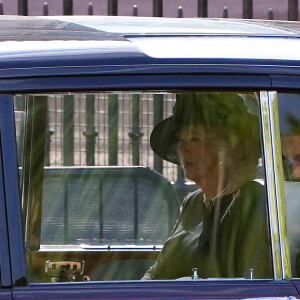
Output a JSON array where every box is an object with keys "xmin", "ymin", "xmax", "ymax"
[{"xmin": 0, "ymin": 0, "xmax": 298, "ymax": 20}]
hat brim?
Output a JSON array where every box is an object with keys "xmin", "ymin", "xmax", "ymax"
[{"xmin": 150, "ymin": 116, "xmax": 181, "ymax": 165}]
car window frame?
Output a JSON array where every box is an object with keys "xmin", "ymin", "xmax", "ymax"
[
  {"xmin": 2, "ymin": 73, "xmax": 296, "ymax": 294},
  {"xmin": 260, "ymin": 91, "xmax": 291, "ymax": 280},
  {"xmin": 0, "ymin": 74, "xmax": 271, "ymax": 94},
  {"xmin": 0, "ymin": 100, "xmax": 12, "ymax": 288},
  {"xmin": 0, "ymin": 95, "xmax": 26, "ymax": 287}
]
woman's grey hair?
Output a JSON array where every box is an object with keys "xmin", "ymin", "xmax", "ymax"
[{"xmin": 204, "ymin": 126, "xmax": 260, "ymax": 185}]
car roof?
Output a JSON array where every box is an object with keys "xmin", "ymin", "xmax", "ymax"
[{"xmin": 1, "ymin": 15, "xmax": 300, "ymax": 79}]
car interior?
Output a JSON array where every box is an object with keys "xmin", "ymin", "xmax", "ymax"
[{"xmin": 15, "ymin": 91, "xmax": 300, "ymax": 282}]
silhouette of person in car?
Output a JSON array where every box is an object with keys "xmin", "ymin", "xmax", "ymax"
[{"xmin": 142, "ymin": 92, "xmax": 272, "ymax": 280}]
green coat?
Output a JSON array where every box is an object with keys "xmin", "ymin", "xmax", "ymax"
[{"xmin": 142, "ymin": 181, "xmax": 272, "ymax": 280}]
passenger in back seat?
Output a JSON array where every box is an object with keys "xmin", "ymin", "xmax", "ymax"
[{"xmin": 142, "ymin": 92, "xmax": 272, "ymax": 280}]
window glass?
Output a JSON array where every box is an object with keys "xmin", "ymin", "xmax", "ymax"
[
  {"xmin": 278, "ymin": 93, "xmax": 300, "ymax": 277},
  {"xmin": 14, "ymin": 91, "xmax": 272, "ymax": 283}
]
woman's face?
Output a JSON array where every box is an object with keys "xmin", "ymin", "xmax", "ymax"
[{"xmin": 177, "ymin": 125, "xmax": 219, "ymax": 184}]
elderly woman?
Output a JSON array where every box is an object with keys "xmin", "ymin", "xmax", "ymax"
[{"xmin": 142, "ymin": 92, "xmax": 272, "ymax": 280}]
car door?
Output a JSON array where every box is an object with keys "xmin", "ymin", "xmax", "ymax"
[{"xmin": 2, "ymin": 74, "xmax": 299, "ymax": 299}]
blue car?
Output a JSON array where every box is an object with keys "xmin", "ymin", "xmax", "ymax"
[{"xmin": 1, "ymin": 15, "xmax": 300, "ymax": 299}]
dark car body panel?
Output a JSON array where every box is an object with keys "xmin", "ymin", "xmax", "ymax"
[
  {"xmin": 12, "ymin": 281, "xmax": 299, "ymax": 299},
  {"xmin": 0, "ymin": 15, "xmax": 300, "ymax": 299},
  {"xmin": 0, "ymin": 95, "xmax": 26, "ymax": 287},
  {"xmin": 0, "ymin": 74, "xmax": 272, "ymax": 94}
]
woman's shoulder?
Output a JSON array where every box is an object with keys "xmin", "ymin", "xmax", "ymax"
[
  {"xmin": 239, "ymin": 179, "xmax": 264, "ymax": 195},
  {"xmin": 180, "ymin": 189, "xmax": 203, "ymax": 210},
  {"xmin": 183, "ymin": 189, "xmax": 202, "ymax": 202},
  {"xmin": 238, "ymin": 179, "xmax": 267, "ymax": 211}
]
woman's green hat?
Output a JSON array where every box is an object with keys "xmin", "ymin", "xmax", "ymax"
[{"xmin": 150, "ymin": 92, "xmax": 259, "ymax": 165}]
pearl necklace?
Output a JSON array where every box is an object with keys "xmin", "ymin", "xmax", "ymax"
[
  {"xmin": 203, "ymin": 182, "xmax": 237, "ymax": 207},
  {"xmin": 203, "ymin": 183, "xmax": 241, "ymax": 223}
]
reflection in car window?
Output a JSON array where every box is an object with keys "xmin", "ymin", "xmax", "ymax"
[
  {"xmin": 14, "ymin": 91, "xmax": 272, "ymax": 283},
  {"xmin": 278, "ymin": 93, "xmax": 300, "ymax": 278}
]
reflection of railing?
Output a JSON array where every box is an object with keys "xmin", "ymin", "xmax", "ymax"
[
  {"xmin": 14, "ymin": 110, "xmax": 26, "ymax": 166},
  {"xmin": 14, "ymin": 94, "xmax": 182, "ymax": 183},
  {"xmin": 13, "ymin": 0, "xmax": 298, "ymax": 21}
]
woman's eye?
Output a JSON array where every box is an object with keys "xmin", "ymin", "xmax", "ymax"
[{"xmin": 177, "ymin": 136, "xmax": 201, "ymax": 144}]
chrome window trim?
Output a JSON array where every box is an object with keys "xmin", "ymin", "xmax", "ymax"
[
  {"xmin": 260, "ymin": 91, "xmax": 282, "ymax": 279},
  {"xmin": 268, "ymin": 91, "xmax": 291, "ymax": 279},
  {"xmin": 39, "ymin": 245, "xmax": 163, "ymax": 251}
]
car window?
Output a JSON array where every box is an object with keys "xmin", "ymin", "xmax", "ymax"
[
  {"xmin": 14, "ymin": 91, "xmax": 272, "ymax": 283},
  {"xmin": 278, "ymin": 93, "xmax": 300, "ymax": 278}
]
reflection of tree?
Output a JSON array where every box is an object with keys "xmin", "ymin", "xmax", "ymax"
[{"xmin": 286, "ymin": 114, "xmax": 300, "ymax": 135}]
